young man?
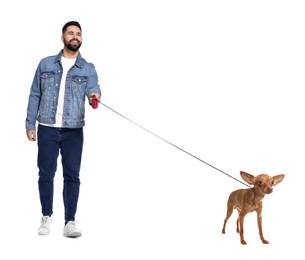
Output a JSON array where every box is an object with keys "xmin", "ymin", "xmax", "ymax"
[{"xmin": 25, "ymin": 21, "xmax": 101, "ymax": 238}]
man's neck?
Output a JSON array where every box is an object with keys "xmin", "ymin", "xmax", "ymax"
[{"xmin": 62, "ymin": 49, "xmax": 78, "ymax": 59}]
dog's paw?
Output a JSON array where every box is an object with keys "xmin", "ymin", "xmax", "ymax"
[{"xmin": 241, "ymin": 240, "xmax": 247, "ymax": 245}]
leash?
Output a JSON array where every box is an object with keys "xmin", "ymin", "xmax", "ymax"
[{"xmin": 91, "ymin": 96, "xmax": 250, "ymax": 188}]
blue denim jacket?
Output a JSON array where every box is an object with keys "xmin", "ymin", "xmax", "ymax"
[{"xmin": 26, "ymin": 50, "xmax": 101, "ymax": 131}]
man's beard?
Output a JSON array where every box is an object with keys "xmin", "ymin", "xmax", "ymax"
[{"xmin": 64, "ymin": 39, "xmax": 82, "ymax": 52}]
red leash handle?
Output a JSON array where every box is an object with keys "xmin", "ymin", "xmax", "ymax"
[{"xmin": 91, "ymin": 95, "xmax": 99, "ymax": 109}]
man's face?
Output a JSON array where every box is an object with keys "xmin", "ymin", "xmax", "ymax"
[{"xmin": 62, "ymin": 25, "xmax": 82, "ymax": 52}]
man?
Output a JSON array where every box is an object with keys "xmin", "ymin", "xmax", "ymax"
[{"xmin": 25, "ymin": 21, "xmax": 101, "ymax": 238}]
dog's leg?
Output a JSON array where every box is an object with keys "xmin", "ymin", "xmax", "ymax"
[
  {"xmin": 257, "ymin": 207, "xmax": 269, "ymax": 244},
  {"xmin": 222, "ymin": 206, "xmax": 233, "ymax": 234},
  {"xmin": 239, "ymin": 212, "xmax": 247, "ymax": 245},
  {"xmin": 236, "ymin": 209, "xmax": 241, "ymax": 233}
]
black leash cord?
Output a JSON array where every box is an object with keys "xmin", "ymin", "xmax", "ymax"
[{"xmin": 98, "ymin": 101, "xmax": 250, "ymax": 188}]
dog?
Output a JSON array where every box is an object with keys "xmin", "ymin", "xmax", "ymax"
[{"xmin": 221, "ymin": 171, "xmax": 285, "ymax": 245}]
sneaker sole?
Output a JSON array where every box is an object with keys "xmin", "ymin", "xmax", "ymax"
[
  {"xmin": 64, "ymin": 232, "xmax": 82, "ymax": 238},
  {"xmin": 38, "ymin": 231, "xmax": 50, "ymax": 235}
]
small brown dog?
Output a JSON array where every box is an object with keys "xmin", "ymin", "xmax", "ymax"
[{"xmin": 222, "ymin": 171, "xmax": 285, "ymax": 245}]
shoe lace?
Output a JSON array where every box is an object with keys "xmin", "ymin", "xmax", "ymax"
[{"xmin": 41, "ymin": 216, "xmax": 49, "ymax": 225}]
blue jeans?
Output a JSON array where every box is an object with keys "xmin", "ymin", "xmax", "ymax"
[{"xmin": 37, "ymin": 124, "xmax": 83, "ymax": 223}]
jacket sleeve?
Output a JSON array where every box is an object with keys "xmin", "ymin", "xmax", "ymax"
[
  {"xmin": 25, "ymin": 62, "xmax": 42, "ymax": 131},
  {"xmin": 85, "ymin": 62, "xmax": 101, "ymax": 98}
]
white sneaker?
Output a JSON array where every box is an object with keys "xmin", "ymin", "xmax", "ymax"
[
  {"xmin": 38, "ymin": 216, "xmax": 53, "ymax": 235},
  {"xmin": 63, "ymin": 221, "xmax": 82, "ymax": 238}
]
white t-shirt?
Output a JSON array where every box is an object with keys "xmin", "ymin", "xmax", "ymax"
[{"xmin": 41, "ymin": 56, "xmax": 76, "ymax": 128}]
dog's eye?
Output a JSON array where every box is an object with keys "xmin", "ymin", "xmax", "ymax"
[
  {"xmin": 258, "ymin": 180, "xmax": 263, "ymax": 186},
  {"xmin": 271, "ymin": 180, "xmax": 274, "ymax": 185}
]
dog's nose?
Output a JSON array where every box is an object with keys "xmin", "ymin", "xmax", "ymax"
[{"xmin": 266, "ymin": 187, "xmax": 273, "ymax": 194}]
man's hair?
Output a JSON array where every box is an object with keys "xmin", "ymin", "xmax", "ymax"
[{"xmin": 62, "ymin": 21, "xmax": 82, "ymax": 34}]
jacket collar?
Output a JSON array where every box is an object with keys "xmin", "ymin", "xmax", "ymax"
[{"xmin": 56, "ymin": 50, "xmax": 84, "ymax": 68}]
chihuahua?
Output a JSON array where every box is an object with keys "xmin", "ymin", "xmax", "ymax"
[{"xmin": 222, "ymin": 171, "xmax": 285, "ymax": 245}]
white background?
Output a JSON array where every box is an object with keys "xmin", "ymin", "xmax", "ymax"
[{"xmin": 1, "ymin": 0, "xmax": 304, "ymax": 259}]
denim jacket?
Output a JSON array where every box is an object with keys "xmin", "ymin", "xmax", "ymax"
[{"xmin": 26, "ymin": 50, "xmax": 101, "ymax": 131}]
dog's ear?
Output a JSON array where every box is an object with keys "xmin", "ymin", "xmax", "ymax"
[
  {"xmin": 240, "ymin": 171, "xmax": 255, "ymax": 185},
  {"xmin": 272, "ymin": 174, "xmax": 285, "ymax": 185}
]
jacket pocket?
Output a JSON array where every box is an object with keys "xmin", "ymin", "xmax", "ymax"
[
  {"xmin": 40, "ymin": 72, "xmax": 55, "ymax": 116},
  {"xmin": 72, "ymin": 76, "xmax": 87, "ymax": 99},
  {"xmin": 71, "ymin": 76, "xmax": 87, "ymax": 118}
]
